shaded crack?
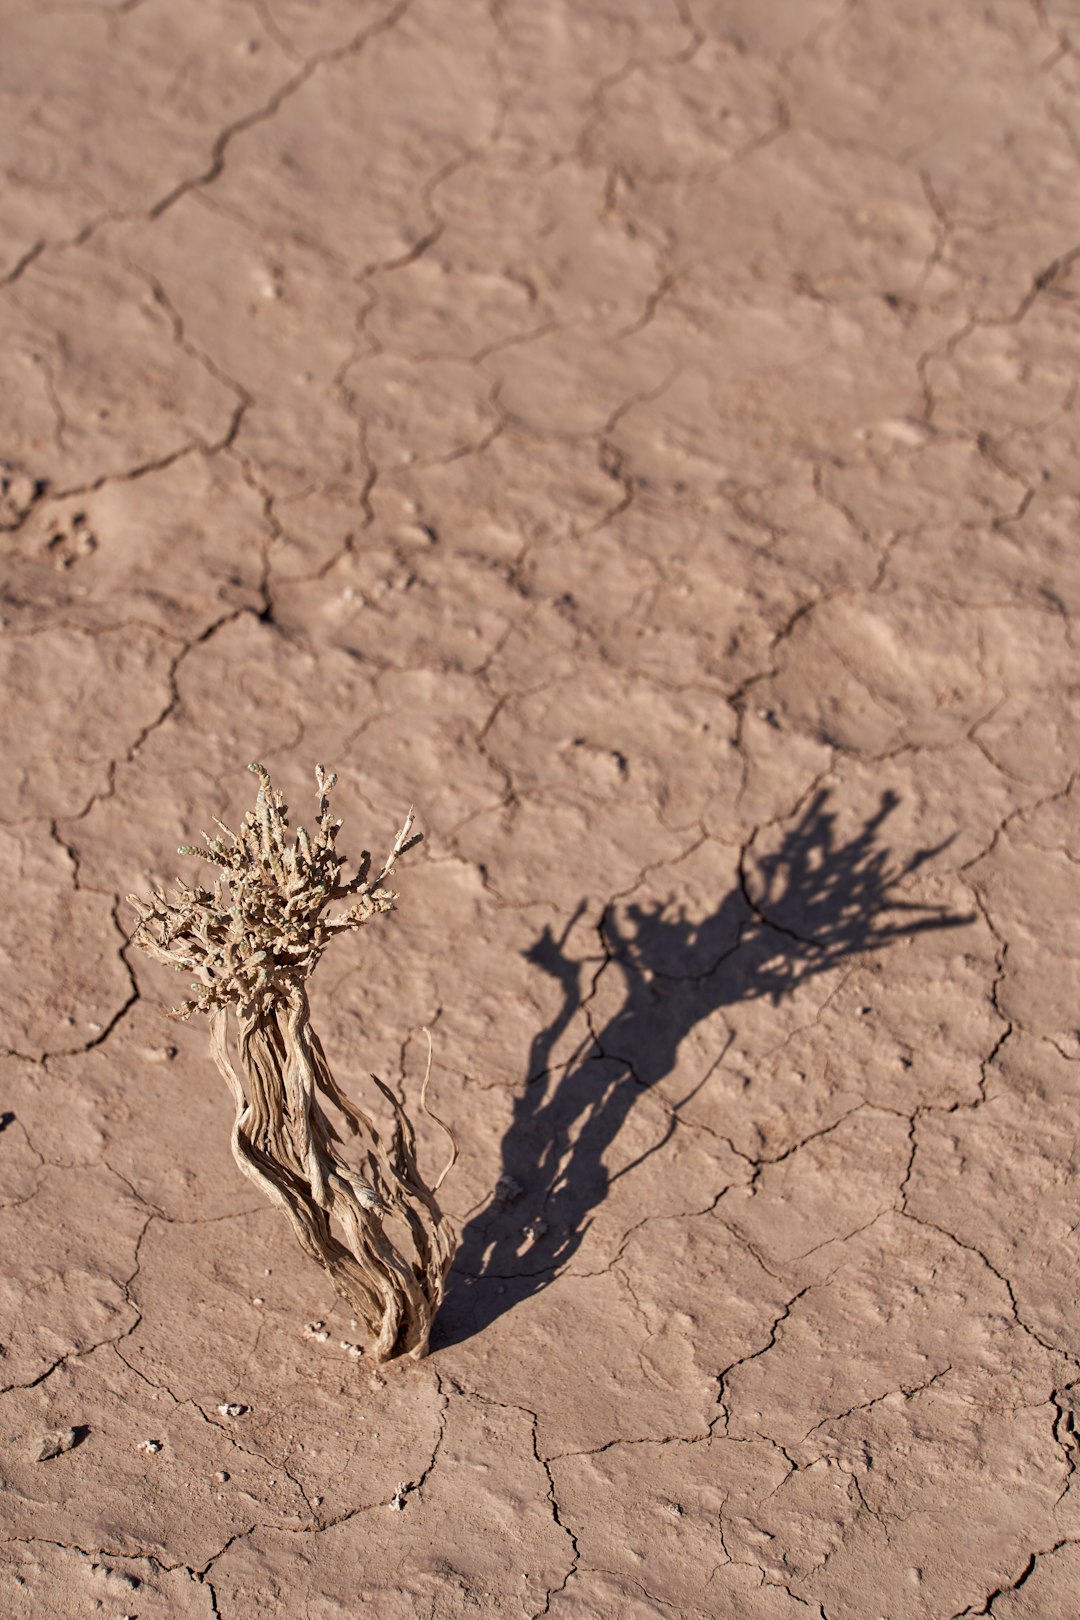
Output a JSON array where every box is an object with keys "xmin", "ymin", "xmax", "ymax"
[
  {"xmin": 56, "ymin": 603, "xmax": 260, "ymax": 829},
  {"xmin": 973, "ymin": 909, "xmax": 1014, "ymax": 1105},
  {"xmin": 0, "ymin": 1536, "xmax": 218, "ymax": 1614},
  {"xmin": 569, "ymin": 7, "xmax": 705, "ymax": 183},
  {"xmin": 146, "ymin": 1, "xmax": 415, "ymax": 226},
  {"xmin": 1051, "ymin": 1382, "xmax": 1078, "ymax": 1504},
  {"xmin": 770, "ymin": 1586, "xmax": 831, "ymax": 1619},
  {"xmin": 111, "ymin": 1342, "xmax": 326, "ymax": 1531},
  {"xmin": 50, "ymin": 394, "xmax": 248, "ymax": 505},
  {"xmin": 743, "ymin": 1104, "xmax": 869, "ymax": 1198},
  {"xmin": 0, "ymin": 1209, "xmax": 153, "ymax": 1397},
  {"xmin": 800, "ymin": 1363, "xmax": 952, "ymax": 1445},
  {"xmin": 897, "ymin": 1107, "xmax": 920, "ymax": 1211},
  {"xmin": 0, "ymin": 239, "xmax": 49, "ymax": 290},
  {"xmin": 1, "ymin": 610, "xmax": 269, "ymax": 1067},
  {"xmin": 439, "ymin": 1382, "xmax": 579, "ymax": 1618},
  {"xmin": 191, "ymin": 1396, "xmax": 322, "ymax": 1523},
  {"xmin": 587, "ymin": 1565, "xmax": 687, "ymax": 1615},
  {"xmin": 529, "ymin": 1405, "xmax": 580, "ymax": 1619},
  {"xmin": 896, "ymin": 894, "xmax": 1013, "ymax": 1211},
  {"xmin": 917, "ymin": 243, "xmax": 1080, "ymax": 430},
  {"xmin": 951, "ymin": 1539, "xmax": 1080, "ymax": 1617},
  {"xmin": 547, "ymin": 1418, "xmax": 714, "ymax": 1464},
  {"xmin": 120, "ymin": 251, "xmax": 253, "ymax": 415},
  {"xmin": 374, "ymin": 1367, "xmax": 449, "ymax": 1515},
  {"xmin": 713, "ymin": 1286, "xmax": 813, "ymax": 1437},
  {"xmin": 0, "ymin": 5, "xmax": 417, "ymax": 294},
  {"xmin": 902, "ymin": 1208, "xmax": 1080, "ymax": 1371},
  {"xmin": 959, "ymin": 771, "xmax": 1079, "ymax": 874}
]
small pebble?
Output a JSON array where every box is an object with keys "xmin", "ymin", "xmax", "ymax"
[
  {"xmin": 217, "ymin": 1403, "xmax": 248, "ymax": 1418},
  {"xmin": 138, "ymin": 1439, "xmax": 163, "ymax": 1454},
  {"xmin": 36, "ymin": 1428, "xmax": 80, "ymax": 1462},
  {"xmin": 215, "ymin": 1470, "xmax": 230, "ymax": 1483}
]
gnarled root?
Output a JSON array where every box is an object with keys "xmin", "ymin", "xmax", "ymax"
[{"xmin": 209, "ymin": 996, "xmax": 456, "ymax": 1362}]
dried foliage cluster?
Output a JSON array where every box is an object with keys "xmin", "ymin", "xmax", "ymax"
[{"xmin": 129, "ymin": 764, "xmax": 456, "ymax": 1363}]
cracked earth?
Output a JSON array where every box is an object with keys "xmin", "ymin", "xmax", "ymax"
[{"xmin": 1, "ymin": 0, "xmax": 1079, "ymax": 1615}]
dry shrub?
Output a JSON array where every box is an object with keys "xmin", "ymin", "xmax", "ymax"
[{"xmin": 128, "ymin": 763, "xmax": 456, "ymax": 1363}]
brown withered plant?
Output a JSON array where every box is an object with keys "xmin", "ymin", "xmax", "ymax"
[{"xmin": 128, "ymin": 763, "xmax": 456, "ymax": 1363}]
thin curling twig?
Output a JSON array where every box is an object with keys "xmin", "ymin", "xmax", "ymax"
[{"xmin": 128, "ymin": 764, "xmax": 455, "ymax": 1364}]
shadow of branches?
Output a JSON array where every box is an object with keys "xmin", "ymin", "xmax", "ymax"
[{"xmin": 437, "ymin": 790, "xmax": 972, "ymax": 1349}]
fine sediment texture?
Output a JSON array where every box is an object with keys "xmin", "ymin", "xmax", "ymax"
[{"xmin": 1, "ymin": 2, "xmax": 1079, "ymax": 1616}]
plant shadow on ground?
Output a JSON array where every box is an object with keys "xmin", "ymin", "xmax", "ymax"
[{"xmin": 435, "ymin": 790, "xmax": 973, "ymax": 1351}]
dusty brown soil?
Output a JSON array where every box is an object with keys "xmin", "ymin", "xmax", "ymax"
[{"xmin": 2, "ymin": 1, "xmax": 1079, "ymax": 1615}]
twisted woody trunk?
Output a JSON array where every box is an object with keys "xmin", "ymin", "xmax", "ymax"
[{"xmin": 129, "ymin": 764, "xmax": 456, "ymax": 1363}]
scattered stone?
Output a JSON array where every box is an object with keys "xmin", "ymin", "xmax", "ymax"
[
  {"xmin": 217, "ymin": 1402, "xmax": 248, "ymax": 1418},
  {"xmin": 36, "ymin": 1427, "xmax": 81, "ymax": 1461},
  {"xmin": 138, "ymin": 1439, "xmax": 163, "ymax": 1454}
]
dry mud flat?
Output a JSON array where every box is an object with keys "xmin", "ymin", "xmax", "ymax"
[{"xmin": 1, "ymin": 1, "xmax": 1080, "ymax": 1616}]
